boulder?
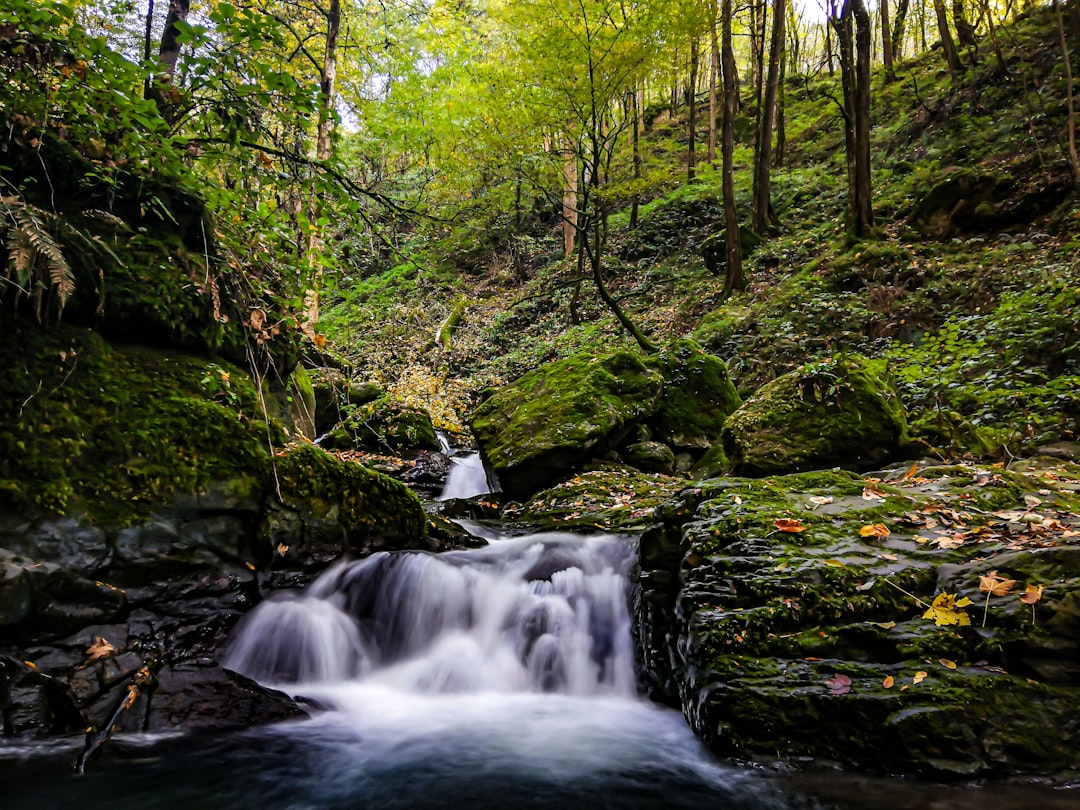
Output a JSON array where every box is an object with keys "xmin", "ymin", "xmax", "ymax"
[
  {"xmin": 470, "ymin": 351, "xmax": 663, "ymax": 499},
  {"xmin": 624, "ymin": 442, "xmax": 676, "ymax": 475},
  {"xmin": 645, "ymin": 339, "xmax": 741, "ymax": 451},
  {"xmin": 319, "ymin": 395, "xmax": 439, "ymax": 454},
  {"xmin": 637, "ymin": 463, "xmax": 1080, "ymax": 778},
  {"xmin": 722, "ymin": 354, "xmax": 909, "ymax": 475}
]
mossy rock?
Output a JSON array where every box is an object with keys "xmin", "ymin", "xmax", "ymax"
[
  {"xmin": 309, "ymin": 368, "xmax": 388, "ymax": 436},
  {"xmin": 269, "ymin": 443, "xmax": 426, "ymax": 551},
  {"xmin": 645, "ymin": 339, "xmax": 741, "ymax": 451},
  {"xmin": 624, "ymin": 442, "xmax": 676, "ymax": 475},
  {"xmin": 321, "ymin": 395, "xmax": 438, "ymax": 453},
  {"xmin": 691, "ymin": 442, "xmax": 731, "ymax": 479},
  {"xmin": 637, "ymin": 463, "xmax": 1080, "ymax": 777},
  {"xmin": 470, "ymin": 351, "xmax": 664, "ymax": 499},
  {"xmin": 0, "ymin": 318, "xmax": 279, "ymax": 524},
  {"xmin": 910, "ymin": 409, "xmax": 1002, "ymax": 459},
  {"xmin": 288, "ymin": 366, "xmax": 316, "ymax": 440},
  {"xmin": 722, "ymin": 354, "xmax": 909, "ymax": 475}
]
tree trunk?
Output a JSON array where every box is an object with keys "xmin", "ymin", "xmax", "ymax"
[
  {"xmin": 689, "ymin": 36, "xmax": 699, "ymax": 180},
  {"xmin": 775, "ymin": 35, "xmax": 787, "ymax": 168},
  {"xmin": 157, "ymin": 0, "xmax": 190, "ymax": 83},
  {"xmin": 721, "ymin": 0, "xmax": 744, "ymax": 297},
  {"xmin": 709, "ymin": 0, "xmax": 720, "ymax": 165},
  {"xmin": 631, "ymin": 87, "xmax": 642, "ymax": 228},
  {"xmin": 562, "ymin": 144, "xmax": 578, "ymax": 256},
  {"xmin": 881, "ymin": 0, "xmax": 896, "ymax": 80},
  {"xmin": 932, "ymin": 0, "xmax": 960, "ymax": 75},
  {"xmin": 303, "ymin": 0, "xmax": 341, "ymax": 335},
  {"xmin": 832, "ymin": 0, "xmax": 874, "ymax": 237},
  {"xmin": 891, "ymin": 0, "xmax": 911, "ymax": 59},
  {"xmin": 1070, "ymin": 0, "xmax": 1080, "ymax": 43},
  {"xmin": 752, "ymin": 0, "xmax": 785, "ymax": 233},
  {"xmin": 1056, "ymin": 0, "xmax": 1079, "ymax": 181},
  {"xmin": 142, "ymin": 0, "xmax": 155, "ymax": 99},
  {"xmin": 953, "ymin": 0, "xmax": 977, "ymax": 50}
]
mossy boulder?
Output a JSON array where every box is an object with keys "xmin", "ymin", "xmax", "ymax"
[
  {"xmin": 722, "ymin": 354, "xmax": 909, "ymax": 475},
  {"xmin": 691, "ymin": 443, "xmax": 731, "ymax": 479},
  {"xmin": 320, "ymin": 395, "xmax": 438, "ymax": 453},
  {"xmin": 624, "ymin": 442, "xmax": 676, "ymax": 475},
  {"xmin": 645, "ymin": 339, "xmax": 741, "ymax": 451},
  {"xmin": 268, "ymin": 443, "xmax": 427, "ymax": 552},
  {"xmin": 309, "ymin": 367, "xmax": 385, "ymax": 435},
  {"xmin": 470, "ymin": 351, "xmax": 664, "ymax": 499},
  {"xmin": 637, "ymin": 462, "xmax": 1080, "ymax": 778},
  {"xmin": 0, "ymin": 318, "xmax": 277, "ymax": 524}
]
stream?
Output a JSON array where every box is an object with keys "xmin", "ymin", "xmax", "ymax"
[{"xmin": 2, "ymin": 509, "xmax": 1076, "ymax": 807}]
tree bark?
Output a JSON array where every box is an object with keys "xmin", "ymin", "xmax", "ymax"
[
  {"xmin": 752, "ymin": 0, "xmax": 785, "ymax": 233},
  {"xmin": 721, "ymin": 0, "xmax": 744, "ymax": 297},
  {"xmin": 891, "ymin": 0, "xmax": 911, "ymax": 59},
  {"xmin": 157, "ymin": 0, "xmax": 190, "ymax": 83},
  {"xmin": 832, "ymin": 0, "xmax": 874, "ymax": 237},
  {"xmin": 953, "ymin": 0, "xmax": 977, "ymax": 50},
  {"xmin": 689, "ymin": 36, "xmax": 699, "ymax": 180},
  {"xmin": 1056, "ymin": 0, "xmax": 1079, "ymax": 182},
  {"xmin": 708, "ymin": 0, "xmax": 720, "ymax": 165},
  {"xmin": 881, "ymin": 0, "xmax": 896, "ymax": 80},
  {"xmin": 932, "ymin": 0, "xmax": 960, "ymax": 75}
]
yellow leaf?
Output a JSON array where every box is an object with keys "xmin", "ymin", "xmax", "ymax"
[
  {"xmin": 883, "ymin": 675, "xmax": 895, "ymax": 688},
  {"xmin": 913, "ymin": 670, "xmax": 928, "ymax": 685},
  {"xmin": 939, "ymin": 658, "xmax": 957, "ymax": 669},
  {"xmin": 859, "ymin": 523, "xmax": 890, "ymax": 538},
  {"xmin": 922, "ymin": 592, "xmax": 972, "ymax": 626}
]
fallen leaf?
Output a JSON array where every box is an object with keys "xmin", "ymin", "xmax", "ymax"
[
  {"xmin": 855, "ymin": 579, "xmax": 876, "ymax": 592},
  {"xmin": 978, "ymin": 571, "xmax": 1016, "ymax": 597},
  {"xmin": 276, "ymin": 544, "xmax": 289, "ymax": 556},
  {"xmin": 1019, "ymin": 584, "xmax": 1044, "ymax": 605},
  {"xmin": 874, "ymin": 621, "xmax": 896, "ymax": 629},
  {"xmin": 913, "ymin": 670, "xmax": 928, "ymax": 685},
  {"xmin": 902, "ymin": 463, "xmax": 919, "ymax": 480},
  {"xmin": 806, "ymin": 496, "xmax": 833, "ymax": 510},
  {"xmin": 824, "ymin": 673, "xmax": 852, "ymax": 695},
  {"xmin": 774, "ymin": 518, "xmax": 807, "ymax": 533},
  {"xmin": 883, "ymin": 675, "xmax": 895, "ymax": 688},
  {"xmin": 939, "ymin": 658, "xmax": 957, "ymax": 669},
  {"xmin": 859, "ymin": 523, "xmax": 890, "ymax": 538},
  {"xmin": 86, "ymin": 636, "xmax": 116, "ymax": 661},
  {"xmin": 878, "ymin": 552, "xmax": 898, "ymax": 561},
  {"xmin": 824, "ymin": 559, "xmax": 846, "ymax": 567},
  {"xmin": 862, "ymin": 486, "xmax": 887, "ymax": 501},
  {"xmin": 1023, "ymin": 494, "xmax": 1042, "ymax": 509},
  {"xmin": 922, "ymin": 592, "xmax": 973, "ymax": 626}
]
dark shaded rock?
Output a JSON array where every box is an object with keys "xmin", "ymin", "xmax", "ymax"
[
  {"xmin": 470, "ymin": 351, "xmax": 663, "ymax": 499},
  {"xmin": 144, "ymin": 667, "xmax": 301, "ymax": 732},
  {"xmin": 722, "ymin": 354, "xmax": 909, "ymax": 475},
  {"xmin": 624, "ymin": 442, "xmax": 676, "ymax": 475},
  {"xmin": 319, "ymin": 396, "xmax": 439, "ymax": 454}
]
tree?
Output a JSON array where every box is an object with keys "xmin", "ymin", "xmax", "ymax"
[
  {"xmin": 720, "ymin": 0, "xmax": 743, "ymax": 296},
  {"xmin": 830, "ymin": 0, "xmax": 874, "ymax": 237},
  {"xmin": 751, "ymin": 0, "xmax": 785, "ymax": 234},
  {"xmin": 931, "ymin": 0, "xmax": 961, "ymax": 75}
]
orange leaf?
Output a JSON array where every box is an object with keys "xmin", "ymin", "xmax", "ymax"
[
  {"xmin": 1019, "ymin": 584, "xmax": 1044, "ymax": 605},
  {"xmin": 774, "ymin": 518, "xmax": 807, "ymax": 533},
  {"xmin": 901, "ymin": 462, "xmax": 919, "ymax": 481},
  {"xmin": 978, "ymin": 571, "xmax": 1016, "ymax": 597},
  {"xmin": 86, "ymin": 636, "xmax": 116, "ymax": 662},
  {"xmin": 939, "ymin": 658, "xmax": 957, "ymax": 670},
  {"xmin": 883, "ymin": 675, "xmax": 895, "ymax": 688},
  {"xmin": 913, "ymin": 670, "xmax": 928, "ymax": 685},
  {"xmin": 859, "ymin": 523, "xmax": 890, "ymax": 538}
]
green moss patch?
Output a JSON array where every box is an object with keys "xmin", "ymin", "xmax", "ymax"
[
  {"xmin": 0, "ymin": 319, "xmax": 277, "ymax": 524},
  {"xmin": 646, "ymin": 338, "xmax": 741, "ymax": 450}
]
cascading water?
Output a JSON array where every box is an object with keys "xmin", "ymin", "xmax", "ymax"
[
  {"xmin": 212, "ymin": 532, "xmax": 804, "ymax": 808},
  {"xmin": 436, "ymin": 452, "xmax": 494, "ymax": 500}
]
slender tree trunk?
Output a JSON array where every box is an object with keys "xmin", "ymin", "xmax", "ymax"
[
  {"xmin": 562, "ymin": 143, "xmax": 578, "ymax": 256},
  {"xmin": 881, "ymin": 0, "xmax": 896, "ymax": 80},
  {"xmin": 709, "ymin": 0, "xmax": 720, "ymax": 165},
  {"xmin": 953, "ymin": 0, "xmax": 977, "ymax": 49},
  {"xmin": 826, "ymin": 15, "xmax": 836, "ymax": 75},
  {"xmin": 152, "ymin": 0, "xmax": 189, "ymax": 120},
  {"xmin": 630, "ymin": 87, "xmax": 642, "ymax": 228},
  {"xmin": 891, "ymin": 0, "xmax": 911, "ymax": 59},
  {"xmin": 142, "ymin": 0, "xmax": 155, "ymax": 99},
  {"xmin": 752, "ymin": 0, "xmax": 785, "ymax": 233},
  {"xmin": 1070, "ymin": 0, "xmax": 1080, "ymax": 43},
  {"xmin": 775, "ymin": 36, "xmax": 787, "ymax": 168},
  {"xmin": 689, "ymin": 36, "xmax": 699, "ymax": 180},
  {"xmin": 932, "ymin": 0, "xmax": 960, "ymax": 75},
  {"xmin": 303, "ymin": 0, "xmax": 341, "ymax": 335},
  {"xmin": 852, "ymin": 0, "xmax": 874, "ymax": 233},
  {"xmin": 1056, "ymin": 0, "xmax": 1079, "ymax": 181},
  {"xmin": 721, "ymin": 0, "xmax": 744, "ymax": 297}
]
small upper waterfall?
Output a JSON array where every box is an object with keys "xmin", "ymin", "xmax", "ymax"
[
  {"xmin": 224, "ymin": 532, "xmax": 636, "ymax": 697},
  {"xmin": 437, "ymin": 452, "xmax": 496, "ymax": 500}
]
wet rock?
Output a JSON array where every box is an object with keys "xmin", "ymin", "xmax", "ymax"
[
  {"xmin": 624, "ymin": 442, "xmax": 676, "ymax": 475},
  {"xmin": 637, "ymin": 463, "xmax": 1080, "ymax": 778}
]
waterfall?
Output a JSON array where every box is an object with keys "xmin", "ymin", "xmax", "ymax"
[
  {"xmin": 437, "ymin": 453, "xmax": 495, "ymax": 500},
  {"xmin": 223, "ymin": 532, "xmax": 636, "ymax": 698}
]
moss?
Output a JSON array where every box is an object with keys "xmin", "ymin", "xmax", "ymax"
[
  {"xmin": 623, "ymin": 441, "xmax": 676, "ymax": 474},
  {"xmin": 470, "ymin": 350, "xmax": 663, "ymax": 498},
  {"xmin": 322, "ymin": 395, "xmax": 438, "ymax": 453},
  {"xmin": 722, "ymin": 353, "xmax": 910, "ymax": 475},
  {"xmin": 645, "ymin": 339, "xmax": 741, "ymax": 450},
  {"xmin": 288, "ymin": 365, "xmax": 316, "ymax": 439},
  {"xmin": 272, "ymin": 442, "xmax": 426, "ymax": 542},
  {"xmin": 0, "ymin": 318, "xmax": 280, "ymax": 524},
  {"xmin": 692, "ymin": 443, "xmax": 731, "ymax": 479}
]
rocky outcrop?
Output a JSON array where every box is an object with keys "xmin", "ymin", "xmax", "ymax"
[
  {"xmin": 721, "ymin": 354, "xmax": 909, "ymax": 475},
  {"xmin": 470, "ymin": 351, "xmax": 664, "ymax": 499},
  {"xmin": 637, "ymin": 461, "xmax": 1080, "ymax": 778}
]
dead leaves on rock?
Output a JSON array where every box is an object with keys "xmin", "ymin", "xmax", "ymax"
[
  {"xmin": 922, "ymin": 592, "xmax": 974, "ymax": 626},
  {"xmin": 774, "ymin": 517, "xmax": 808, "ymax": 533}
]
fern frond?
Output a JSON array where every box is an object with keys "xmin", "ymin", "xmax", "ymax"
[
  {"xmin": 10, "ymin": 203, "xmax": 74, "ymax": 305},
  {"xmin": 6, "ymin": 229, "xmax": 34, "ymax": 282},
  {"xmin": 82, "ymin": 209, "xmax": 127, "ymax": 228}
]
